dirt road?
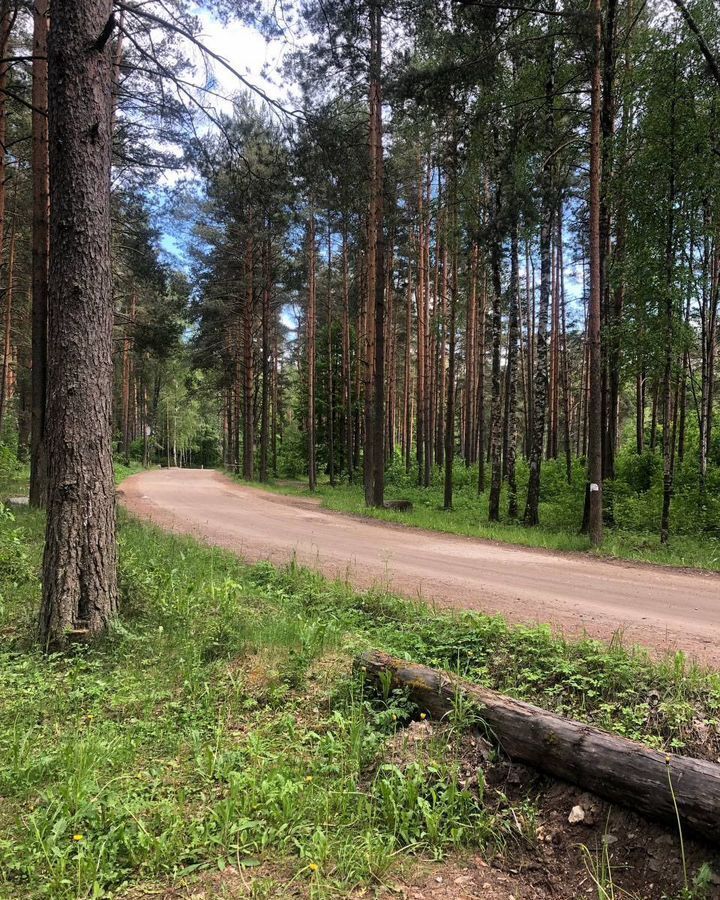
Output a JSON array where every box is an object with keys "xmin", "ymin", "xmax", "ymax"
[{"xmin": 121, "ymin": 469, "xmax": 720, "ymax": 665}]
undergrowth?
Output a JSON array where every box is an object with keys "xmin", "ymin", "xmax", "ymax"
[{"xmin": 0, "ymin": 506, "xmax": 718, "ymax": 898}]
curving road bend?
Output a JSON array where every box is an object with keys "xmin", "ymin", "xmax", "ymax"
[{"xmin": 120, "ymin": 469, "xmax": 720, "ymax": 666}]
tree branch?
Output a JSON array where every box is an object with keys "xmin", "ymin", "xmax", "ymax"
[{"xmin": 669, "ymin": 0, "xmax": 720, "ymax": 87}]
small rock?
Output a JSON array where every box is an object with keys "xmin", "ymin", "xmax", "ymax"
[
  {"xmin": 435, "ymin": 876, "xmax": 443, "ymax": 884},
  {"xmin": 602, "ymin": 834, "xmax": 618, "ymax": 845},
  {"xmin": 568, "ymin": 805, "xmax": 585, "ymax": 824}
]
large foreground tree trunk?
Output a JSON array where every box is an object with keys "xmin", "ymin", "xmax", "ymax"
[{"xmin": 39, "ymin": 0, "xmax": 118, "ymax": 649}]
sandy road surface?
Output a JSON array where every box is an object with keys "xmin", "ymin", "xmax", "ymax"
[{"xmin": 121, "ymin": 468, "xmax": 720, "ymax": 665}]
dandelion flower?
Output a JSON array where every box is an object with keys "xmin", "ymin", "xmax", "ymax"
[
  {"xmin": 308, "ymin": 863, "xmax": 319, "ymax": 872},
  {"xmin": 420, "ymin": 713, "xmax": 426, "ymax": 720},
  {"xmin": 305, "ymin": 775, "xmax": 313, "ymax": 782},
  {"xmin": 72, "ymin": 834, "xmax": 83, "ymax": 842}
]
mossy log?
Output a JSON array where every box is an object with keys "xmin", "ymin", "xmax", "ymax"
[{"xmin": 357, "ymin": 649, "xmax": 720, "ymax": 844}]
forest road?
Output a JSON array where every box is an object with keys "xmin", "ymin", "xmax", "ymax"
[{"xmin": 121, "ymin": 468, "xmax": 720, "ymax": 667}]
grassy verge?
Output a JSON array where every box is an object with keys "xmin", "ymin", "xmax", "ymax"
[
  {"xmin": 0, "ymin": 459, "xmax": 145, "ymax": 505},
  {"xmin": 248, "ymin": 471, "xmax": 720, "ymax": 572},
  {"xmin": 0, "ymin": 506, "xmax": 718, "ymax": 897}
]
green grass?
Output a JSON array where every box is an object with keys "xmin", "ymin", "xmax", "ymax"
[
  {"xmin": 249, "ymin": 459, "xmax": 720, "ymax": 572},
  {"xmin": 1, "ymin": 500, "xmax": 719, "ymax": 897},
  {"xmin": 0, "ymin": 457, "xmax": 145, "ymax": 505}
]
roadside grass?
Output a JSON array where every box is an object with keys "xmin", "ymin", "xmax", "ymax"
[
  {"xmin": 247, "ymin": 460, "xmax": 720, "ymax": 572},
  {"xmin": 0, "ymin": 457, "xmax": 144, "ymax": 505},
  {"xmin": 0, "ymin": 505, "xmax": 718, "ymax": 897}
]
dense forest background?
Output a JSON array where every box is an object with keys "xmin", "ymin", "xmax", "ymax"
[{"xmin": 1, "ymin": 0, "xmax": 719, "ymax": 552}]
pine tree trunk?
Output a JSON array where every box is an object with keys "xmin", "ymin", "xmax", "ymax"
[
  {"xmin": 272, "ymin": 323, "xmax": 279, "ymax": 477},
  {"xmin": 558, "ymin": 219, "xmax": 572, "ymax": 485},
  {"xmin": 243, "ymin": 236, "xmax": 254, "ymax": 480},
  {"xmin": 121, "ymin": 291, "xmax": 135, "ymax": 464},
  {"xmin": 524, "ymin": 29, "xmax": 555, "ymax": 526},
  {"xmin": 0, "ymin": 0, "xmax": 9, "ymax": 433},
  {"xmin": 416, "ymin": 168, "xmax": 427, "ymax": 487},
  {"xmin": 476, "ymin": 265, "xmax": 487, "ymax": 494},
  {"xmin": 586, "ymin": 0, "xmax": 604, "ymax": 547},
  {"xmin": 404, "ymin": 258, "xmax": 413, "ymax": 473},
  {"xmin": 464, "ymin": 243, "xmax": 478, "ymax": 464},
  {"xmin": 437, "ymin": 236, "xmax": 447, "ymax": 470},
  {"xmin": 636, "ymin": 368, "xmax": 645, "ymax": 454},
  {"xmin": 342, "ymin": 226, "xmax": 353, "ymax": 482},
  {"xmin": 40, "ymin": 0, "xmax": 118, "ymax": 649},
  {"xmin": 488, "ymin": 184, "xmax": 503, "ymax": 522},
  {"xmin": 327, "ymin": 224, "xmax": 336, "ymax": 487},
  {"xmin": 443, "ymin": 158, "xmax": 458, "ymax": 510},
  {"xmin": 506, "ymin": 223, "xmax": 520, "ymax": 519},
  {"xmin": 660, "ymin": 56, "xmax": 679, "ymax": 545},
  {"xmin": 260, "ymin": 239, "xmax": 270, "ymax": 483},
  {"xmin": 424, "ymin": 169, "xmax": 433, "ymax": 486},
  {"xmin": 549, "ymin": 223, "xmax": 559, "ymax": 460},
  {"xmin": 30, "ymin": 0, "xmax": 49, "ymax": 507},
  {"xmin": 308, "ymin": 208, "xmax": 317, "ymax": 490},
  {"xmin": 0, "ymin": 224, "xmax": 14, "ymax": 431}
]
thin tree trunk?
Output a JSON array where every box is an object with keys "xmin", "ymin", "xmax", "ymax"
[
  {"xmin": 40, "ymin": 0, "xmax": 118, "ymax": 648},
  {"xmin": 342, "ymin": 225, "xmax": 353, "ymax": 482},
  {"xmin": 121, "ymin": 290, "xmax": 135, "ymax": 464},
  {"xmin": 30, "ymin": 0, "xmax": 49, "ymax": 507},
  {"xmin": 524, "ymin": 22, "xmax": 555, "ymax": 526},
  {"xmin": 477, "ymin": 264, "xmax": 487, "ymax": 493},
  {"xmin": 327, "ymin": 223, "xmax": 335, "ymax": 486},
  {"xmin": 507, "ymin": 223, "xmax": 520, "ymax": 519},
  {"xmin": 243, "ymin": 235, "xmax": 254, "ymax": 481},
  {"xmin": 308, "ymin": 206, "xmax": 317, "ymax": 490},
  {"xmin": 260, "ymin": 239, "xmax": 270, "ymax": 482},
  {"xmin": 444, "ymin": 157, "xmax": 458, "ymax": 510},
  {"xmin": 586, "ymin": 0, "xmax": 604, "ymax": 547},
  {"xmin": 404, "ymin": 257, "xmax": 413, "ymax": 473},
  {"xmin": 465, "ymin": 243, "xmax": 478, "ymax": 464},
  {"xmin": 0, "ymin": 223, "xmax": 14, "ymax": 431},
  {"xmin": 488, "ymin": 179, "xmax": 503, "ymax": 522},
  {"xmin": 416, "ymin": 168, "xmax": 427, "ymax": 487},
  {"xmin": 660, "ymin": 55, "xmax": 679, "ymax": 545}
]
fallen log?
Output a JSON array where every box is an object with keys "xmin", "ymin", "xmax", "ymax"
[
  {"xmin": 383, "ymin": 499, "xmax": 413, "ymax": 512},
  {"xmin": 357, "ymin": 649, "xmax": 720, "ymax": 844}
]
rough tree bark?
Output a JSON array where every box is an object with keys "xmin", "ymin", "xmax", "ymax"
[
  {"xmin": 30, "ymin": 0, "xmax": 49, "ymax": 507},
  {"xmin": 40, "ymin": 0, "xmax": 118, "ymax": 649},
  {"xmin": 260, "ymin": 238, "xmax": 270, "ymax": 483},
  {"xmin": 660, "ymin": 56, "xmax": 679, "ymax": 545},
  {"xmin": 586, "ymin": 0, "xmax": 604, "ymax": 547},
  {"xmin": 0, "ymin": 224, "xmax": 14, "ymax": 431},
  {"xmin": 443, "ymin": 155, "xmax": 458, "ymax": 511},
  {"xmin": 364, "ymin": 0, "xmax": 385, "ymax": 507},
  {"xmin": 506, "ymin": 223, "xmax": 520, "ymax": 519},
  {"xmin": 488, "ymin": 182, "xmax": 503, "ymax": 523},
  {"xmin": 307, "ymin": 208, "xmax": 317, "ymax": 490},
  {"xmin": 342, "ymin": 225, "xmax": 353, "ymax": 482}
]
